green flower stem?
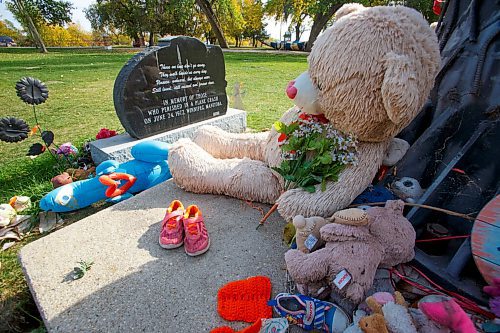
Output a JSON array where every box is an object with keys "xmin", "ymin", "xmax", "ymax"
[
  {"xmin": 30, "ymin": 88, "xmax": 72, "ymax": 168},
  {"xmin": 31, "ymin": 104, "xmax": 60, "ymax": 166}
]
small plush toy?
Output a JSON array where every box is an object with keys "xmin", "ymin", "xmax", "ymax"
[
  {"xmin": 418, "ymin": 295, "xmax": 476, "ymax": 333},
  {"xmin": 292, "ymin": 215, "xmax": 330, "ymax": 253},
  {"xmin": 391, "ymin": 177, "xmax": 424, "ymax": 203},
  {"xmin": 286, "ymin": 201, "xmax": 415, "ymax": 304},
  {"xmin": 51, "ymin": 172, "xmax": 73, "ymax": 189},
  {"xmin": 370, "ymin": 292, "xmax": 417, "ymax": 333},
  {"xmin": 344, "ymin": 292, "xmax": 457, "ymax": 333},
  {"xmin": 66, "ymin": 167, "xmax": 96, "ymax": 181},
  {"xmin": 357, "ymin": 292, "xmax": 418, "ymax": 333},
  {"xmin": 382, "ymin": 139, "xmax": 410, "ymax": 167},
  {"xmin": 0, "ymin": 203, "xmax": 17, "ymax": 227},
  {"xmin": 9, "ymin": 196, "xmax": 31, "ymax": 213}
]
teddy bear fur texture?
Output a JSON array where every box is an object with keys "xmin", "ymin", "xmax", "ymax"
[
  {"xmin": 168, "ymin": 4, "xmax": 440, "ymax": 221},
  {"xmin": 285, "ymin": 200, "xmax": 415, "ymax": 304}
]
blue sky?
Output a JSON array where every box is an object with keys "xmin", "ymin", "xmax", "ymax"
[{"xmin": 0, "ymin": 0, "xmax": 310, "ymax": 41}]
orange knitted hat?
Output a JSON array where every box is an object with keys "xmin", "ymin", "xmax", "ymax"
[{"xmin": 217, "ymin": 276, "xmax": 273, "ymax": 323}]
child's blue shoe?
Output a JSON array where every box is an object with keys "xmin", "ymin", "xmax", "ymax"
[{"xmin": 268, "ymin": 293, "xmax": 350, "ymax": 332}]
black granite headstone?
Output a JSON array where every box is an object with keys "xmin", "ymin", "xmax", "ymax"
[{"xmin": 113, "ymin": 36, "xmax": 228, "ymax": 139}]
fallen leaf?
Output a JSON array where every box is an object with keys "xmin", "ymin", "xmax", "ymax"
[
  {"xmin": 2, "ymin": 242, "xmax": 16, "ymax": 251},
  {"xmin": 0, "ymin": 230, "xmax": 20, "ymax": 241},
  {"xmin": 16, "ymin": 216, "xmax": 33, "ymax": 234},
  {"xmin": 39, "ymin": 211, "xmax": 63, "ymax": 233}
]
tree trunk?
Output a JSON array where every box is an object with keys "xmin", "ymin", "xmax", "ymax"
[
  {"xmin": 295, "ymin": 23, "xmax": 301, "ymax": 41},
  {"xmin": 305, "ymin": 4, "xmax": 342, "ymax": 52},
  {"xmin": 195, "ymin": 0, "xmax": 229, "ymax": 48},
  {"xmin": 14, "ymin": 0, "xmax": 47, "ymax": 53},
  {"xmin": 133, "ymin": 35, "xmax": 145, "ymax": 47},
  {"xmin": 149, "ymin": 32, "xmax": 154, "ymax": 47}
]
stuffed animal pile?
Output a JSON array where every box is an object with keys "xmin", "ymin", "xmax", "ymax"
[
  {"xmin": 344, "ymin": 291, "xmax": 477, "ymax": 333},
  {"xmin": 168, "ymin": 3, "xmax": 440, "ymax": 221},
  {"xmin": 285, "ymin": 201, "xmax": 415, "ymax": 304}
]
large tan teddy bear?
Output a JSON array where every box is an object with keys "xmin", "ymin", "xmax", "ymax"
[{"xmin": 168, "ymin": 4, "xmax": 440, "ymax": 220}]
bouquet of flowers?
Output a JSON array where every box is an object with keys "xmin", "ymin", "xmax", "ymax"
[{"xmin": 273, "ymin": 112, "xmax": 358, "ymax": 193}]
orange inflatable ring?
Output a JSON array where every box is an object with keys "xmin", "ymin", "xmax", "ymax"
[{"xmin": 98, "ymin": 172, "xmax": 137, "ymax": 198}]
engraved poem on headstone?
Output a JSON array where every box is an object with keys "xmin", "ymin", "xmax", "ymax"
[{"xmin": 113, "ymin": 36, "xmax": 227, "ymax": 139}]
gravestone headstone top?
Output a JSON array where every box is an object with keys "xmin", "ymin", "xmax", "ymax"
[{"xmin": 114, "ymin": 36, "xmax": 227, "ymax": 139}]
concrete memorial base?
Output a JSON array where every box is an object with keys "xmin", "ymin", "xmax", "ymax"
[
  {"xmin": 19, "ymin": 180, "xmax": 291, "ymax": 332},
  {"xmin": 90, "ymin": 108, "xmax": 246, "ymax": 164}
]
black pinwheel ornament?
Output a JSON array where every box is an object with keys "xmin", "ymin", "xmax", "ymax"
[
  {"xmin": 15, "ymin": 77, "xmax": 49, "ymax": 105},
  {"xmin": 0, "ymin": 117, "xmax": 29, "ymax": 143}
]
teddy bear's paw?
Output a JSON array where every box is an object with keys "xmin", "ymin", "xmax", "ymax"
[
  {"xmin": 168, "ymin": 139, "xmax": 221, "ymax": 193},
  {"xmin": 284, "ymin": 249, "xmax": 328, "ymax": 284},
  {"xmin": 226, "ymin": 159, "xmax": 282, "ymax": 203},
  {"xmin": 277, "ymin": 187, "xmax": 347, "ymax": 221}
]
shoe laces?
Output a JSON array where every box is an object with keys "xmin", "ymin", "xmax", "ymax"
[
  {"xmin": 166, "ymin": 216, "xmax": 180, "ymax": 230},
  {"xmin": 186, "ymin": 220, "xmax": 199, "ymax": 235}
]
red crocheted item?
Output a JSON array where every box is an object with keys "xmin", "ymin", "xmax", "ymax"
[{"xmin": 217, "ymin": 276, "xmax": 272, "ymax": 322}]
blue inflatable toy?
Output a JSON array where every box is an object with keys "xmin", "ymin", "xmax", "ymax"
[{"xmin": 40, "ymin": 141, "xmax": 172, "ymax": 212}]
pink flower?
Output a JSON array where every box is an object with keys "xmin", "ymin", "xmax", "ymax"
[
  {"xmin": 56, "ymin": 142, "xmax": 78, "ymax": 155},
  {"xmin": 96, "ymin": 128, "xmax": 118, "ymax": 140}
]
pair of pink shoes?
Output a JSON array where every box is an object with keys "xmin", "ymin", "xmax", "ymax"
[{"xmin": 159, "ymin": 200, "xmax": 210, "ymax": 256}]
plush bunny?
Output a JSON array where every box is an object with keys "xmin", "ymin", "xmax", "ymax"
[{"xmin": 168, "ymin": 4, "xmax": 439, "ymax": 221}]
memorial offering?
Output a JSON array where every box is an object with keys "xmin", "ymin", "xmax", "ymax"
[{"xmin": 114, "ymin": 36, "xmax": 228, "ymax": 139}]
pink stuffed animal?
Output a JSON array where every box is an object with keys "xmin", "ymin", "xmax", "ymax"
[{"xmin": 418, "ymin": 295, "xmax": 476, "ymax": 333}]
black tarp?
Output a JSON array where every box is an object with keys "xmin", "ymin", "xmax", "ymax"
[{"xmin": 384, "ymin": 0, "xmax": 499, "ymax": 303}]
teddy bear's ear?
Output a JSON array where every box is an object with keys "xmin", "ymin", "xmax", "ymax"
[
  {"xmin": 335, "ymin": 3, "xmax": 365, "ymax": 20},
  {"xmin": 381, "ymin": 52, "xmax": 420, "ymax": 126}
]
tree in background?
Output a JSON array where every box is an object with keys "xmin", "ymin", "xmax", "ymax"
[
  {"xmin": 148, "ymin": 0, "xmax": 206, "ymax": 45},
  {"xmin": 85, "ymin": 1, "xmax": 146, "ymax": 47},
  {"xmin": 265, "ymin": 0, "xmax": 308, "ymax": 42},
  {"xmin": 242, "ymin": 0, "xmax": 267, "ymax": 47},
  {"xmin": 195, "ymin": 0, "xmax": 230, "ymax": 48},
  {"xmin": 218, "ymin": 0, "xmax": 245, "ymax": 47},
  {"xmin": 86, "ymin": 0, "xmax": 205, "ymax": 47},
  {"xmin": 36, "ymin": 23, "xmax": 92, "ymax": 47},
  {"xmin": 6, "ymin": 0, "xmax": 73, "ymax": 52},
  {"xmin": 405, "ymin": 0, "xmax": 438, "ymax": 22},
  {"xmin": 0, "ymin": 19, "xmax": 23, "ymax": 41},
  {"xmin": 267, "ymin": 0, "xmax": 392, "ymax": 51}
]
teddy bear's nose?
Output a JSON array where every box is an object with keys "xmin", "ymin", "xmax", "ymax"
[{"xmin": 286, "ymin": 81, "xmax": 297, "ymax": 99}]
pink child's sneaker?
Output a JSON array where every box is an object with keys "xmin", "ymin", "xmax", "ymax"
[
  {"xmin": 159, "ymin": 200, "xmax": 185, "ymax": 249},
  {"xmin": 183, "ymin": 205, "xmax": 210, "ymax": 256}
]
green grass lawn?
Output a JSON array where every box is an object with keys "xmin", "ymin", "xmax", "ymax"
[{"xmin": 0, "ymin": 47, "xmax": 307, "ymax": 332}]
